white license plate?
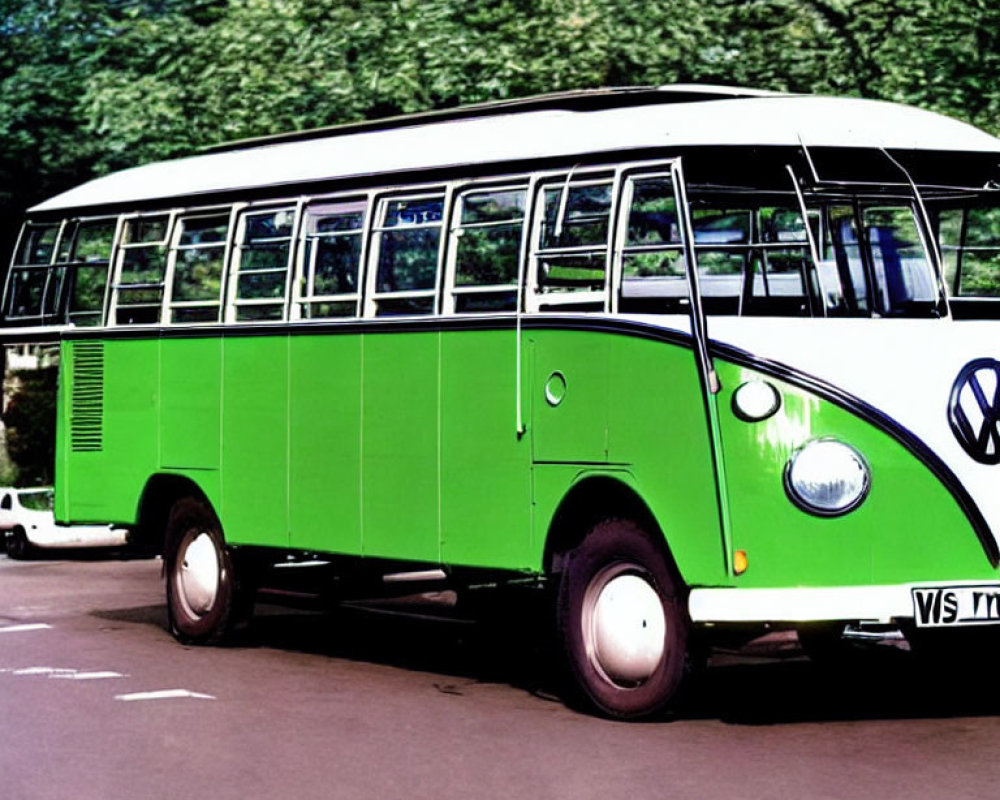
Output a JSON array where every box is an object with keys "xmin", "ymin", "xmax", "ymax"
[{"xmin": 912, "ymin": 585, "xmax": 1000, "ymax": 627}]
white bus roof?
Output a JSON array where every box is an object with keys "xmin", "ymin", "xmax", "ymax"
[{"xmin": 31, "ymin": 88, "xmax": 1000, "ymax": 214}]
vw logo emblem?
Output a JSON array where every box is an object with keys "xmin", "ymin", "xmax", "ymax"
[{"xmin": 949, "ymin": 358, "xmax": 1000, "ymax": 465}]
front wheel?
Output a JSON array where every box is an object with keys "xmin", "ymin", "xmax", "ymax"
[
  {"xmin": 556, "ymin": 518, "xmax": 691, "ymax": 719},
  {"xmin": 165, "ymin": 497, "xmax": 251, "ymax": 644}
]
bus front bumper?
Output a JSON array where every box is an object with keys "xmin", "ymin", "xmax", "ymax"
[{"xmin": 689, "ymin": 580, "xmax": 1000, "ymax": 627}]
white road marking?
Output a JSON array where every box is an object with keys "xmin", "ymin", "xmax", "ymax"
[
  {"xmin": 115, "ymin": 689, "xmax": 216, "ymax": 702},
  {"xmin": 13, "ymin": 667, "xmax": 74, "ymax": 676},
  {"xmin": 50, "ymin": 671, "xmax": 126, "ymax": 680},
  {"xmin": 0, "ymin": 623, "xmax": 52, "ymax": 633}
]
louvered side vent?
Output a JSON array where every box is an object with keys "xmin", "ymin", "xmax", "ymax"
[{"xmin": 71, "ymin": 342, "xmax": 104, "ymax": 452}]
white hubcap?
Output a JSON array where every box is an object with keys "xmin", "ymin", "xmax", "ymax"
[
  {"xmin": 178, "ymin": 532, "xmax": 219, "ymax": 616},
  {"xmin": 586, "ymin": 568, "xmax": 666, "ymax": 686}
]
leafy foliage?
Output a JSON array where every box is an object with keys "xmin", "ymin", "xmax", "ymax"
[
  {"xmin": 1, "ymin": 0, "xmax": 1000, "ymax": 255},
  {"xmin": 3, "ymin": 366, "xmax": 56, "ymax": 485}
]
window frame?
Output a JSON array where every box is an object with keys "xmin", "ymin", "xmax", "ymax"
[
  {"xmin": 364, "ymin": 187, "xmax": 450, "ymax": 318},
  {"xmin": 162, "ymin": 204, "xmax": 237, "ymax": 326},
  {"xmin": 526, "ymin": 168, "xmax": 618, "ymax": 313},
  {"xmin": 225, "ymin": 201, "xmax": 301, "ymax": 324},
  {"xmin": 109, "ymin": 210, "xmax": 178, "ymax": 326},
  {"xmin": 291, "ymin": 192, "xmax": 371, "ymax": 321},
  {"xmin": 443, "ymin": 178, "xmax": 532, "ymax": 316}
]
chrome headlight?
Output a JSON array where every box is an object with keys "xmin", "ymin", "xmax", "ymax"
[{"xmin": 784, "ymin": 439, "xmax": 870, "ymax": 516}]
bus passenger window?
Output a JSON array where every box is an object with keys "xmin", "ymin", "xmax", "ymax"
[
  {"xmin": 3, "ymin": 223, "xmax": 59, "ymax": 321},
  {"xmin": 169, "ymin": 213, "xmax": 230, "ymax": 324},
  {"xmin": 825, "ymin": 206, "xmax": 870, "ymax": 315},
  {"xmin": 531, "ymin": 178, "xmax": 611, "ymax": 311},
  {"xmin": 60, "ymin": 219, "xmax": 116, "ymax": 327},
  {"xmin": 370, "ymin": 195, "xmax": 443, "ymax": 316},
  {"xmin": 939, "ymin": 206, "xmax": 1000, "ymax": 298},
  {"xmin": 618, "ymin": 174, "xmax": 688, "ymax": 313},
  {"xmin": 231, "ymin": 208, "xmax": 295, "ymax": 322},
  {"xmin": 298, "ymin": 200, "xmax": 366, "ymax": 319},
  {"xmin": 745, "ymin": 207, "xmax": 813, "ymax": 317},
  {"xmin": 862, "ymin": 206, "xmax": 938, "ymax": 314},
  {"xmin": 114, "ymin": 215, "xmax": 171, "ymax": 325},
  {"xmin": 692, "ymin": 207, "xmax": 749, "ymax": 315},
  {"xmin": 449, "ymin": 187, "xmax": 525, "ymax": 314}
]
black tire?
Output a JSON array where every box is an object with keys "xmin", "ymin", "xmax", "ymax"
[
  {"xmin": 165, "ymin": 497, "xmax": 252, "ymax": 644},
  {"xmin": 6, "ymin": 527, "xmax": 31, "ymax": 560},
  {"xmin": 556, "ymin": 518, "xmax": 691, "ymax": 720}
]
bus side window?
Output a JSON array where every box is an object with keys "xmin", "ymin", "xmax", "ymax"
[
  {"xmin": 939, "ymin": 206, "xmax": 1000, "ymax": 298},
  {"xmin": 169, "ymin": 213, "xmax": 231, "ymax": 324},
  {"xmin": 618, "ymin": 174, "xmax": 688, "ymax": 314},
  {"xmin": 113, "ymin": 215, "xmax": 171, "ymax": 325},
  {"xmin": 230, "ymin": 207, "xmax": 296, "ymax": 322},
  {"xmin": 3, "ymin": 223, "xmax": 59, "ymax": 322},
  {"xmin": 691, "ymin": 206, "xmax": 748, "ymax": 315},
  {"xmin": 296, "ymin": 199, "xmax": 366, "ymax": 319},
  {"xmin": 447, "ymin": 186, "xmax": 525, "ymax": 314},
  {"xmin": 530, "ymin": 178, "xmax": 611, "ymax": 312},
  {"xmin": 745, "ymin": 207, "xmax": 814, "ymax": 317},
  {"xmin": 59, "ymin": 218, "xmax": 117, "ymax": 327},
  {"xmin": 824, "ymin": 206, "xmax": 870, "ymax": 316},
  {"xmin": 862, "ymin": 206, "xmax": 938, "ymax": 315},
  {"xmin": 369, "ymin": 194, "xmax": 444, "ymax": 317}
]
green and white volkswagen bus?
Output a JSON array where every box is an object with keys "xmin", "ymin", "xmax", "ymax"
[{"xmin": 5, "ymin": 85, "xmax": 1000, "ymax": 718}]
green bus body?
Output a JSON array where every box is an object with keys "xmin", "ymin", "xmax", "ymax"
[
  {"xmin": 56, "ymin": 325, "xmax": 993, "ymax": 588},
  {"xmin": 15, "ymin": 86, "xmax": 1000, "ymax": 717}
]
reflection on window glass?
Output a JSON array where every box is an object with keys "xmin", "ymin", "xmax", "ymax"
[
  {"xmin": 692, "ymin": 209, "xmax": 750, "ymax": 245},
  {"xmin": 170, "ymin": 214, "xmax": 228, "ymax": 324},
  {"xmin": 827, "ymin": 205, "xmax": 869, "ymax": 314},
  {"xmin": 72, "ymin": 221, "xmax": 116, "ymax": 263},
  {"xmin": 863, "ymin": 206, "xmax": 937, "ymax": 313},
  {"xmin": 376, "ymin": 197, "xmax": 443, "ymax": 309},
  {"xmin": 56, "ymin": 219, "xmax": 115, "ymax": 326},
  {"xmin": 453, "ymin": 188, "xmax": 525, "ymax": 314},
  {"xmin": 300, "ymin": 200, "xmax": 365, "ymax": 319},
  {"xmin": 69, "ymin": 263, "xmax": 109, "ymax": 326},
  {"xmin": 535, "ymin": 179, "xmax": 611, "ymax": 308},
  {"xmin": 627, "ymin": 179, "xmax": 680, "ymax": 246},
  {"xmin": 233, "ymin": 207, "xmax": 293, "ymax": 320},
  {"xmin": 16, "ymin": 225, "xmax": 58, "ymax": 266},
  {"xmin": 6, "ymin": 269, "xmax": 47, "ymax": 318},
  {"xmin": 939, "ymin": 205, "xmax": 1000, "ymax": 298},
  {"xmin": 541, "ymin": 183, "xmax": 611, "ymax": 248},
  {"xmin": 116, "ymin": 216, "xmax": 170, "ymax": 325}
]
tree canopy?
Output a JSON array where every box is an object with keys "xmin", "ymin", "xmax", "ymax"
[{"xmin": 0, "ymin": 0, "xmax": 997, "ymax": 252}]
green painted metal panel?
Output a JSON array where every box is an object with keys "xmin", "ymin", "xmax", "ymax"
[
  {"xmin": 715, "ymin": 361, "xmax": 995, "ymax": 588},
  {"xmin": 605, "ymin": 334, "xmax": 726, "ymax": 585},
  {"xmin": 221, "ymin": 335, "xmax": 289, "ymax": 547},
  {"xmin": 530, "ymin": 334, "xmax": 609, "ymax": 463},
  {"xmin": 526, "ymin": 330, "xmax": 725, "ymax": 583},
  {"xmin": 160, "ymin": 337, "xmax": 221, "ymax": 469},
  {"xmin": 288, "ymin": 335, "xmax": 362, "ymax": 555},
  {"xmin": 60, "ymin": 339, "xmax": 159, "ymax": 524},
  {"xmin": 440, "ymin": 330, "xmax": 532, "ymax": 570},
  {"xmin": 361, "ymin": 331, "xmax": 439, "ymax": 562}
]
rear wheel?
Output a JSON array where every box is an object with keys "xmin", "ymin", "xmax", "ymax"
[
  {"xmin": 165, "ymin": 497, "xmax": 252, "ymax": 644},
  {"xmin": 6, "ymin": 526, "xmax": 31, "ymax": 560},
  {"xmin": 556, "ymin": 518, "xmax": 691, "ymax": 719}
]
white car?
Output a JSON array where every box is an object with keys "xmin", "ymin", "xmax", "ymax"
[{"xmin": 0, "ymin": 488, "xmax": 127, "ymax": 559}]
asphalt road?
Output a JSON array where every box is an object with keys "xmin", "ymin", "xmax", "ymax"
[{"xmin": 0, "ymin": 552, "xmax": 998, "ymax": 800}]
